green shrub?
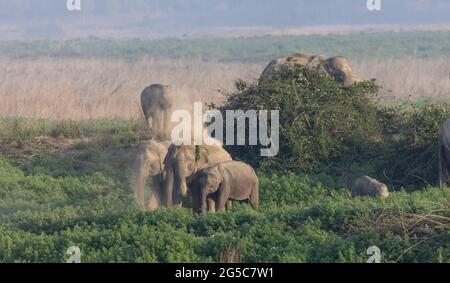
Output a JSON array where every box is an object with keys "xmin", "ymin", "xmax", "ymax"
[{"xmin": 219, "ymin": 65, "xmax": 450, "ymax": 190}]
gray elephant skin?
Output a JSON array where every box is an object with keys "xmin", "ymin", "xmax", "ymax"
[
  {"xmin": 260, "ymin": 52, "xmax": 362, "ymax": 86},
  {"xmin": 135, "ymin": 140, "xmax": 171, "ymax": 210},
  {"xmin": 438, "ymin": 118, "xmax": 450, "ymax": 187},
  {"xmin": 190, "ymin": 161, "xmax": 260, "ymax": 213},
  {"xmin": 163, "ymin": 144, "xmax": 232, "ymax": 208},
  {"xmin": 351, "ymin": 176, "xmax": 389, "ymax": 198},
  {"xmin": 141, "ymin": 84, "xmax": 172, "ymax": 140}
]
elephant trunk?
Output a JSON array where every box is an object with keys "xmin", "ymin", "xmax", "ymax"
[
  {"xmin": 174, "ymin": 161, "xmax": 189, "ymax": 197},
  {"xmin": 164, "ymin": 167, "xmax": 174, "ymax": 207},
  {"xmin": 201, "ymin": 189, "xmax": 208, "ymax": 213},
  {"xmin": 135, "ymin": 153, "xmax": 149, "ymax": 210},
  {"xmin": 178, "ymin": 178, "xmax": 189, "ymax": 198}
]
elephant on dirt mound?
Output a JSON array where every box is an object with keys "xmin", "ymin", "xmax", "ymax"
[
  {"xmin": 135, "ymin": 140, "xmax": 171, "ymax": 210},
  {"xmin": 190, "ymin": 161, "xmax": 259, "ymax": 213},
  {"xmin": 259, "ymin": 52, "xmax": 362, "ymax": 86},
  {"xmin": 141, "ymin": 84, "xmax": 172, "ymax": 140},
  {"xmin": 438, "ymin": 118, "xmax": 450, "ymax": 187},
  {"xmin": 163, "ymin": 144, "xmax": 232, "ymax": 208}
]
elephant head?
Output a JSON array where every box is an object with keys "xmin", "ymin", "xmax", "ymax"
[
  {"xmin": 135, "ymin": 140, "xmax": 170, "ymax": 210},
  {"xmin": 163, "ymin": 144, "xmax": 232, "ymax": 207},
  {"xmin": 190, "ymin": 167, "xmax": 222, "ymax": 213},
  {"xmin": 324, "ymin": 56, "xmax": 362, "ymax": 86}
]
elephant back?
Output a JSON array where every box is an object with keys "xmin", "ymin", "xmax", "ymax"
[
  {"xmin": 259, "ymin": 53, "xmax": 362, "ymax": 86},
  {"xmin": 195, "ymin": 145, "xmax": 232, "ymax": 171}
]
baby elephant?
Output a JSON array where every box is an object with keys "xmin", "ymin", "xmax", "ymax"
[
  {"xmin": 351, "ymin": 176, "xmax": 389, "ymax": 198},
  {"xmin": 190, "ymin": 161, "xmax": 259, "ymax": 213}
]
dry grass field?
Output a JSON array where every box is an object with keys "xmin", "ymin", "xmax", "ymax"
[
  {"xmin": 0, "ymin": 58, "xmax": 262, "ymax": 120},
  {"xmin": 0, "ymin": 57, "xmax": 449, "ymax": 120},
  {"xmin": 354, "ymin": 58, "xmax": 450, "ymax": 102}
]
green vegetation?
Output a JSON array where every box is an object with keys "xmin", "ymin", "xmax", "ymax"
[
  {"xmin": 0, "ymin": 116, "xmax": 448, "ymax": 263},
  {"xmin": 1, "ymin": 63, "xmax": 449, "ymax": 263},
  {"xmin": 1, "ymin": 31, "xmax": 450, "ymax": 62},
  {"xmin": 221, "ymin": 65, "xmax": 450, "ymax": 191}
]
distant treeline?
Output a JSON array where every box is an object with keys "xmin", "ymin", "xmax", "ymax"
[{"xmin": 1, "ymin": 31, "xmax": 449, "ymax": 63}]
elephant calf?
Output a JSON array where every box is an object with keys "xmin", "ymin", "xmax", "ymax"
[
  {"xmin": 190, "ymin": 161, "xmax": 259, "ymax": 213},
  {"xmin": 351, "ymin": 176, "xmax": 389, "ymax": 198}
]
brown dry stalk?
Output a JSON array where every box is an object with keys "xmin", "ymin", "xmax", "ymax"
[{"xmin": 0, "ymin": 57, "xmax": 449, "ymax": 120}]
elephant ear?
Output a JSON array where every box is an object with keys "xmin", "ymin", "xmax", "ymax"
[
  {"xmin": 158, "ymin": 153, "xmax": 165, "ymax": 175},
  {"xmin": 216, "ymin": 165, "xmax": 229, "ymax": 193}
]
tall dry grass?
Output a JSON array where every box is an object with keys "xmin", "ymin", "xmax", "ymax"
[
  {"xmin": 0, "ymin": 57, "xmax": 449, "ymax": 120},
  {"xmin": 354, "ymin": 58, "xmax": 450, "ymax": 102},
  {"xmin": 0, "ymin": 58, "xmax": 262, "ymax": 120}
]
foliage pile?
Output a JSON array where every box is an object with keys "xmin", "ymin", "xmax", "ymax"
[{"xmin": 219, "ymin": 65, "xmax": 450, "ymax": 190}]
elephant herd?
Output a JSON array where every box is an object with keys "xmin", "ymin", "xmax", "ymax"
[
  {"xmin": 136, "ymin": 84, "xmax": 259, "ymax": 212},
  {"xmin": 135, "ymin": 53, "xmax": 450, "ymax": 212}
]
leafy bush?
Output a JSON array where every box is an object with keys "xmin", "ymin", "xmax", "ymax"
[
  {"xmin": 220, "ymin": 65, "xmax": 380, "ymax": 172},
  {"xmin": 1, "ymin": 66, "xmax": 450, "ymax": 262},
  {"xmin": 219, "ymin": 65, "xmax": 450, "ymax": 190}
]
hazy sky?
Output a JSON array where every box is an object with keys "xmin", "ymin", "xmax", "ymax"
[{"xmin": 1, "ymin": 0, "xmax": 449, "ymax": 39}]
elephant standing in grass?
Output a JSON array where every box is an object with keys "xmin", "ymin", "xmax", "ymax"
[
  {"xmin": 163, "ymin": 144, "xmax": 232, "ymax": 208},
  {"xmin": 438, "ymin": 118, "xmax": 450, "ymax": 187},
  {"xmin": 141, "ymin": 84, "xmax": 172, "ymax": 140},
  {"xmin": 135, "ymin": 140, "xmax": 171, "ymax": 210},
  {"xmin": 190, "ymin": 161, "xmax": 259, "ymax": 213}
]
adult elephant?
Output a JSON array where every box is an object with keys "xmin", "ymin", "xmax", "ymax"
[
  {"xmin": 135, "ymin": 140, "xmax": 171, "ymax": 210},
  {"xmin": 141, "ymin": 84, "xmax": 172, "ymax": 140},
  {"xmin": 163, "ymin": 144, "xmax": 232, "ymax": 208},
  {"xmin": 259, "ymin": 52, "xmax": 362, "ymax": 86},
  {"xmin": 438, "ymin": 118, "xmax": 450, "ymax": 187}
]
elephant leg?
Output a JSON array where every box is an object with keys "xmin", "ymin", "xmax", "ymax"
[
  {"xmin": 215, "ymin": 190, "xmax": 229, "ymax": 212},
  {"xmin": 172, "ymin": 191, "xmax": 184, "ymax": 208},
  {"xmin": 207, "ymin": 198, "xmax": 216, "ymax": 213},
  {"xmin": 136, "ymin": 183, "xmax": 146, "ymax": 210},
  {"xmin": 440, "ymin": 146, "xmax": 450, "ymax": 187},
  {"xmin": 148, "ymin": 178, "xmax": 163, "ymax": 211},
  {"xmin": 162, "ymin": 109, "xmax": 171, "ymax": 141},
  {"xmin": 225, "ymin": 200, "xmax": 232, "ymax": 212},
  {"xmin": 201, "ymin": 190, "xmax": 208, "ymax": 213},
  {"xmin": 249, "ymin": 184, "xmax": 259, "ymax": 209},
  {"xmin": 439, "ymin": 146, "xmax": 444, "ymax": 187},
  {"xmin": 164, "ymin": 170, "xmax": 174, "ymax": 208}
]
